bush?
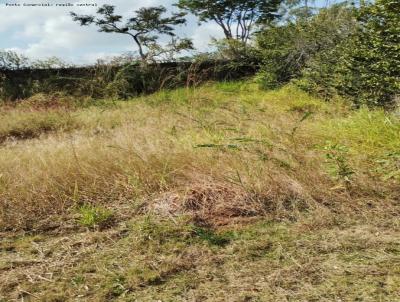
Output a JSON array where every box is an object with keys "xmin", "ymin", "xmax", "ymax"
[
  {"xmin": 258, "ymin": 1, "xmax": 399, "ymax": 108},
  {"xmin": 106, "ymin": 63, "xmax": 170, "ymax": 99},
  {"xmin": 334, "ymin": 0, "xmax": 400, "ymax": 107},
  {"xmin": 256, "ymin": 4, "xmax": 356, "ymax": 89}
]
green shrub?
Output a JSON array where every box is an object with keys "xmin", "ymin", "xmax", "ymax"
[
  {"xmin": 334, "ymin": 0, "xmax": 400, "ymax": 107},
  {"xmin": 256, "ymin": 4, "xmax": 356, "ymax": 89},
  {"xmin": 298, "ymin": 0, "xmax": 399, "ymax": 107},
  {"xmin": 258, "ymin": 0, "xmax": 399, "ymax": 108},
  {"xmin": 295, "ymin": 45, "xmax": 346, "ymax": 100}
]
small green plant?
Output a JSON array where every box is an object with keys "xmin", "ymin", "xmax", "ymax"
[
  {"xmin": 71, "ymin": 275, "xmax": 85, "ymax": 286},
  {"xmin": 323, "ymin": 142, "xmax": 354, "ymax": 182},
  {"xmin": 376, "ymin": 152, "xmax": 400, "ymax": 181},
  {"xmin": 107, "ymin": 275, "xmax": 128, "ymax": 298},
  {"xmin": 192, "ymin": 226, "xmax": 234, "ymax": 246},
  {"xmin": 77, "ymin": 204, "xmax": 113, "ymax": 228}
]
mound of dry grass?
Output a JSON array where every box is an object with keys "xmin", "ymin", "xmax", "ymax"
[{"xmin": 149, "ymin": 178, "xmax": 317, "ymax": 228}]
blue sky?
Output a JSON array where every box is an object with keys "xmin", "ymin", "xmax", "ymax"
[{"xmin": 0, "ymin": 0, "xmax": 225, "ymax": 64}]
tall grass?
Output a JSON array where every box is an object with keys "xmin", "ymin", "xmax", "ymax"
[{"xmin": 0, "ymin": 82, "xmax": 398, "ymax": 230}]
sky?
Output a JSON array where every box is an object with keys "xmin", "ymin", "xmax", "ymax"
[{"xmin": 0, "ymin": 0, "xmax": 225, "ymax": 64}]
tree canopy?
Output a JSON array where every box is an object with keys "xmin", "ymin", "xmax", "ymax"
[
  {"xmin": 71, "ymin": 5, "xmax": 192, "ymax": 62},
  {"xmin": 176, "ymin": 0, "xmax": 283, "ymax": 44}
]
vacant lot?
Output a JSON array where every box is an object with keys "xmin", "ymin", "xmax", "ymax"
[{"xmin": 1, "ymin": 81, "xmax": 399, "ymax": 301}]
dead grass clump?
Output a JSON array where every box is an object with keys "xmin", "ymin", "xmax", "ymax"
[
  {"xmin": 182, "ymin": 183, "xmax": 264, "ymax": 226},
  {"xmin": 150, "ymin": 180, "xmax": 315, "ymax": 227}
]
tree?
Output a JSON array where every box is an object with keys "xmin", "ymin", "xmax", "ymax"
[
  {"xmin": 176, "ymin": 0, "xmax": 282, "ymax": 44},
  {"xmin": 282, "ymin": 0, "xmax": 317, "ymax": 21},
  {"xmin": 256, "ymin": 3, "xmax": 356, "ymax": 88},
  {"xmin": 71, "ymin": 5, "xmax": 192, "ymax": 62},
  {"xmin": 0, "ymin": 50, "xmax": 30, "ymax": 70}
]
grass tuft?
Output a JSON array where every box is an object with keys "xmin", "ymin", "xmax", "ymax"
[{"xmin": 77, "ymin": 204, "xmax": 114, "ymax": 229}]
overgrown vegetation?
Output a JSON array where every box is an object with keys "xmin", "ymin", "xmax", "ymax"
[
  {"xmin": 335, "ymin": 0, "xmax": 400, "ymax": 107},
  {"xmin": 0, "ymin": 0, "xmax": 399, "ymax": 300},
  {"xmin": 256, "ymin": 3, "xmax": 356, "ymax": 90},
  {"xmin": 0, "ymin": 59, "xmax": 257, "ymax": 101},
  {"xmin": 1, "ymin": 81, "xmax": 398, "ymax": 229},
  {"xmin": 2, "ymin": 0, "xmax": 398, "ymax": 107},
  {"xmin": 257, "ymin": 0, "xmax": 400, "ymax": 107},
  {"xmin": 0, "ymin": 82, "xmax": 399, "ymax": 300}
]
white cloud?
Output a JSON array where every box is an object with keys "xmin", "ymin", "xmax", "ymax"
[{"xmin": 191, "ymin": 22, "xmax": 224, "ymax": 51}]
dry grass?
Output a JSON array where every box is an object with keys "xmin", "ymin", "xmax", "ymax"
[
  {"xmin": 0, "ymin": 81, "xmax": 399, "ymax": 301},
  {"xmin": 1, "ymin": 213, "xmax": 399, "ymax": 301}
]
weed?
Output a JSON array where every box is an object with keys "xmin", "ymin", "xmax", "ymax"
[
  {"xmin": 71, "ymin": 275, "xmax": 85, "ymax": 286},
  {"xmin": 291, "ymin": 111, "xmax": 313, "ymax": 136},
  {"xmin": 376, "ymin": 152, "xmax": 400, "ymax": 181},
  {"xmin": 106, "ymin": 276, "xmax": 128, "ymax": 298},
  {"xmin": 77, "ymin": 204, "xmax": 113, "ymax": 229},
  {"xmin": 323, "ymin": 142, "xmax": 354, "ymax": 182}
]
